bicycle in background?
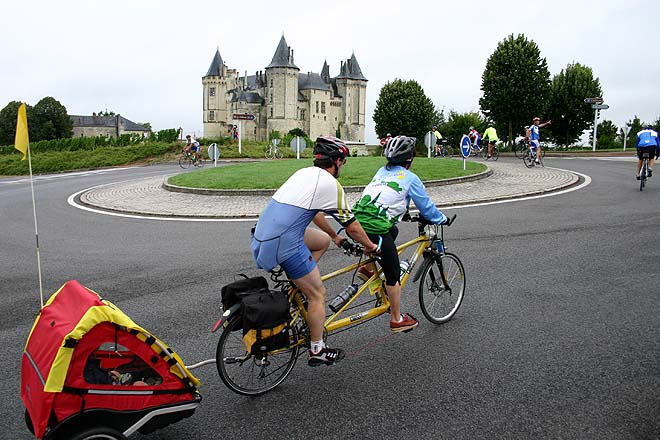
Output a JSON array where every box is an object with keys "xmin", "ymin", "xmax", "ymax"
[
  {"xmin": 265, "ymin": 142, "xmax": 283, "ymax": 159},
  {"xmin": 639, "ymin": 152, "xmax": 650, "ymax": 191},
  {"xmin": 179, "ymin": 150, "xmax": 205, "ymax": 169}
]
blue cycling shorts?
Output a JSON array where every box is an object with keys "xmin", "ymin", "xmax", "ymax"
[{"xmin": 280, "ymin": 245, "xmax": 316, "ymax": 280}]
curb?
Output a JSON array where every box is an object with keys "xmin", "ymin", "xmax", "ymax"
[{"xmin": 161, "ymin": 168, "xmax": 494, "ymax": 196}]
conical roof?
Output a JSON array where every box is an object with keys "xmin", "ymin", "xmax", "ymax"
[
  {"xmin": 205, "ymin": 48, "xmax": 224, "ymax": 77},
  {"xmin": 321, "ymin": 60, "xmax": 331, "ymax": 83},
  {"xmin": 266, "ymin": 35, "xmax": 299, "ymax": 69},
  {"xmin": 335, "ymin": 53, "xmax": 367, "ymax": 81}
]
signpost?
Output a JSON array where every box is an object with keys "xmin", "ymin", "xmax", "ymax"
[
  {"xmin": 289, "ymin": 136, "xmax": 307, "ymax": 159},
  {"xmin": 231, "ymin": 114, "xmax": 255, "ymax": 155},
  {"xmin": 207, "ymin": 143, "xmax": 220, "ymax": 167},
  {"xmin": 585, "ymin": 99, "xmax": 608, "ymax": 151},
  {"xmin": 460, "ymin": 135, "xmax": 471, "ymax": 170},
  {"xmin": 424, "ymin": 131, "xmax": 434, "ymax": 158},
  {"xmin": 622, "ymin": 124, "xmax": 631, "ymax": 151}
]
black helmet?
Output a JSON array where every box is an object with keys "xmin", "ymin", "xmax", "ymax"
[
  {"xmin": 314, "ymin": 136, "xmax": 349, "ymax": 159},
  {"xmin": 384, "ymin": 136, "xmax": 416, "ymax": 162}
]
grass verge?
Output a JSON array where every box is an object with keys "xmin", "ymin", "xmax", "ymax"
[{"xmin": 167, "ymin": 157, "xmax": 486, "ymax": 189}]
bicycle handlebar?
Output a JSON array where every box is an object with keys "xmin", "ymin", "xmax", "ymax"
[
  {"xmin": 339, "ymin": 235, "xmax": 382, "ymax": 257},
  {"xmin": 404, "ymin": 213, "xmax": 456, "ymax": 227}
]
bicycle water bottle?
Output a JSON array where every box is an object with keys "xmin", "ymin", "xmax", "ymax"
[
  {"xmin": 399, "ymin": 259, "xmax": 410, "ymax": 281},
  {"xmin": 329, "ymin": 284, "xmax": 359, "ymax": 312}
]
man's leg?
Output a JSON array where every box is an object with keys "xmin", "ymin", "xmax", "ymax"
[
  {"xmin": 304, "ymin": 227, "xmax": 331, "ymax": 262},
  {"xmin": 292, "ymin": 267, "xmax": 326, "ymax": 343},
  {"xmin": 637, "ymin": 158, "xmax": 643, "ymax": 177}
]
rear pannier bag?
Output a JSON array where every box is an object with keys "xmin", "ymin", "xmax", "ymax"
[
  {"xmin": 221, "ymin": 275, "xmax": 269, "ymax": 311},
  {"xmin": 240, "ymin": 289, "xmax": 290, "ymax": 355}
]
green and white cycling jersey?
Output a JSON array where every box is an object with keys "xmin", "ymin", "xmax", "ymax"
[{"xmin": 353, "ymin": 165, "xmax": 447, "ymax": 235}]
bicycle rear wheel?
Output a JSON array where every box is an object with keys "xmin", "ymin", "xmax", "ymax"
[
  {"xmin": 275, "ymin": 149, "xmax": 283, "ymax": 159},
  {"xmin": 640, "ymin": 160, "xmax": 647, "ymax": 191},
  {"xmin": 492, "ymin": 147, "xmax": 499, "ymax": 161},
  {"xmin": 265, "ymin": 147, "xmax": 273, "ymax": 159},
  {"xmin": 418, "ymin": 253, "xmax": 465, "ymax": 324},
  {"xmin": 216, "ymin": 315, "xmax": 300, "ymax": 396},
  {"xmin": 515, "ymin": 143, "xmax": 526, "ymax": 158},
  {"xmin": 179, "ymin": 154, "xmax": 191, "ymax": 169},
  {"xmin": 522, "ymin": 151, "xmax": 533, "ymax": 168}
]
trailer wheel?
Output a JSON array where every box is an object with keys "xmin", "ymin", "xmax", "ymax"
[{"xmin": 69, "ymin": 426, "xmax": 127, "ymax": 440}]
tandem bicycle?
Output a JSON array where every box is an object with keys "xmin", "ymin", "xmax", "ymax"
[{"xmin": 213, "ymin": 214, "xmax": 465, "ymax": 396}]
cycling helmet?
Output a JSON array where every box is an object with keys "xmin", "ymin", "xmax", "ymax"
[
  {"xmin": 314, "ymin": 136, "xmax": 349, "ymax": 159},
  {"xmin": 384, "ymin": 136, "xmax": 416, "ymax": 162},
  {"xmin": 469, "ymin": 126, "xmax": 474, "ymax": 131}
]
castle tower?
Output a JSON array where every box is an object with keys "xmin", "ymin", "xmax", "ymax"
[
  {"xmin": 202, "ymin": 47, "xmax": 237, "ymax": 138},
  {"xmin": 335, "ymin": 53, "xmax": 368, "ymax": 142},
  {"xmin": 265, "ymin": 35, "xmax": 300, "ymax": 136}
]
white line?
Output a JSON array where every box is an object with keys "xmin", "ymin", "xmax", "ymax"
[
  {"xmin": 67, "ymin": 167, "xmax": 591, "ymax": 222},
  {"xmin": 1, "ymin": 167, "xmax": 137, "ymax": 185}
]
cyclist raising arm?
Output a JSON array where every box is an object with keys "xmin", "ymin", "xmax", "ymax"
[
  {"xmin": 636, "ymin": 125, "xmax": 659, "ymax": 179},
  {"xmin": 251, "ymin": 136, "xmax": 378, "ymax": 367},
  {"xmin": 525, "ymin": 117, "xmax": 551, "ymax": 164},
  {"xmin": 353, "ymin": 136, "xmax": 448, "ymax": 333}
]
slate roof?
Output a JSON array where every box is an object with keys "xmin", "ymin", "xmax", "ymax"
[
  {"xmin": 70, "ymin": 115, "xmax": 149, "ymax": 131},
  {"xmin": 266, "ymin": 35, "xmax": 299, "ymax": 69},
  {"xmin": 231, "ymin": 91, "xmax": 265, "ymax": 104},
  {"xmin": 298, "ymin": 72, "xmax": 332, "ymax": 91},
  {"xmin": 335, "ymin": 53, "xmax": 367, "ymax": 80},
  {"xmin": 205, "ymin": 48, "xmax": 224, "ymax": 77}
]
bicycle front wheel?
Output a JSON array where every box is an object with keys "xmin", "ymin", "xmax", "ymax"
[
  {"xmin": 274, "ymin": 149, "xmax": 283, "ymax": 159},
  {"xmin": 522, "ymin": 151, "xmax": 533, "ymax": 168},
  {"xmin": 265, "ymin": 147, "xmax": 273, "ymax": 159},
  {"xmin": 492, "ymin": 147, "xmax": 499, "ymax": 161},
  {"xmin": 179, "ymin": 155, "xmax": 191, "ymax": 169},
  {"xmin": 418, "ymin": 253, "xmax": 466, "ymax": 324},
  {"xmin": 216, "ymin": 315, "xmax": 300, "ymax": 396},
  {"xmin": 195, "ymin": 157, "xmax": 205, "ymax": 167}
]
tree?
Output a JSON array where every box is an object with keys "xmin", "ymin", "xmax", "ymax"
[
  {"xmin": 0, "ymin": 101, "xmax": 28, "ymax": 145},
  {"xmin": 545, "ymin": 63, "xmax": 602, "ymax": 147},
  {"xmin": 480, "ymin": 34, "xmax": 551, "ymax": 144},
  {"xmin": 32, "ymin": 97, "xmax": 73, "ymax": 141},
  {"xmin": 439, "ymin": 111, "xmax": 487, "ymax": 147},
  {"xmin": 138, "ymin": 122, "xmax": 152, "ymax": 130},
  {"xmin": 373, "ymin": 79, "xmax": 436, "ymax": 142},
  {"xmin": 595, "ymin": 120, "xmax": 619, "ymax": 149},
  {"xmin": 98, "ymin": 110, "xmax": 116, "ymax": 116}
]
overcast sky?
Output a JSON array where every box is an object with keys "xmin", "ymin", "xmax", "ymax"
[{"xmin": 1, "ymin": 0, "xmax": 658, "ymax": 144}]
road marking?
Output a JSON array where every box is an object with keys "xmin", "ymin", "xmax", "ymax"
[
  {"xmin": 67, "ymin": 167, "xmax": 591, "ymax": 222},
  {"xmin": 1, "ymin": 167, "xmax": 136, "ymax": 185}
]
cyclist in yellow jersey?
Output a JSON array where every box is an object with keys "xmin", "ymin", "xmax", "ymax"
[
  {"xmin": 432, "ymin": 126, "xmax": 444, "ymax": 157},
  {"xmin": 482, "ymin": 126, "xmax": 498, "ymax": 159}
]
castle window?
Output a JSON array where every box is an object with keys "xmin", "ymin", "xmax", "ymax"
[
  {"xmin": 321, "ymin": 102, "xmax": 326, "ymax": 114},
  {"xmin": 209, "ymin": 110, "xmax": 215, "ymax": 121},
  {"xmin": 300, "ymin": 109, "xmax": 306, "ymax": 120},
  {"xmin": 316, "ymin": 101, "xmax": 319, "ymax": 113},
  {"xmin": 270, "ymin": 79, "xmax": 273, "ymax": 87},
  {"xmin": 210, "ymin": 87, "xmax": 216, "ymax": 97},
  {"xmin": 270, "ymin": 108, "xmax": 273, "ymax": 118}
]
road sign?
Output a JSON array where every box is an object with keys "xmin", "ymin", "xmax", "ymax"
[
  {"xmin": 584, "ymin": 97, "xmax": 603, "ymax": 104},
  {"xmin": 272, "ymin": 138, "xmax": 280, "ymax": 146},
  {"xmin": 232, "ymin": 113, "xmax": 255, "ymax": 120},
  {"xmin": 460, "ymin": 135, "xmax": 471, "ymax": 158},
  {"xmin": 592, "ymin": 104, "xmax": 609, "ymax": 110},
  {"xmin": 424, "ymin": 131, "xmax": 434, "ymax": 149},
  {"xmin": 207, "ymin": 143, "xmax": 220, "ymax": 161}
]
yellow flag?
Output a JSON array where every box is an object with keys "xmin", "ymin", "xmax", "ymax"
[{"xmin": 15, "ymin": 103, "xmax": 29, "ymax": 160}]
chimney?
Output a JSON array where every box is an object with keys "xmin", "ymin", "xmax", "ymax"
[{"xmin": 290, "ymin": 48, "xmax": 294, "ymax": 64}]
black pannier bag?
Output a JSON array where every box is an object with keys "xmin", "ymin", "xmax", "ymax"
[
  {"xmin": 240, "ymin": 289, "xmax": 291, "ymax": 355},
  {"xmin": 221, "ymin": 275, "xmax": 269, "ymax": 310}
]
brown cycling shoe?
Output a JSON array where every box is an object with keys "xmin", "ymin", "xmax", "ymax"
[{"xmin": 390, "ymin": 313, "xmax": 419, "ymax": 333}]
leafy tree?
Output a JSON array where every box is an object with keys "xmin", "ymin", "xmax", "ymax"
[
  {"xmin": 479, "ymin": 34, "xmax": 551, "ymax": 144},
  {"xmin": 32, "ymin": 97, "xmax": 73, "ymax": 141},
  {"xmin": 138, "ymin": 122, "xmax": 152, "ymax": 130},
  {"xmin": 0, "ymin": 101, "xmax": 29, "ymax": 145},
  {"xmin": 438, "ymin": 111, "xmax": 487, "ymax": 147},
  {"xmin": 98, "ymin": 110, "xmax": 116, "ymax": 116},
  {"xmin": 288, "ymin": 128, "xmax": 306, "ymax": 138},
  {"xmin": 595, "ymin": 119, "xmax": 619, "ymax": 149},
  {"xmin": 545, "ymin": 63, "xmax": 602, "ymax": 147},
  {"xmin": 373, "ymin": 79, "xmax": 436, "ymax": 141}
]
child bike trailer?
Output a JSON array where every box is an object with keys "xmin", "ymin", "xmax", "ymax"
[{"xmin": 21, "ymin": 280, "xmax": 201, "ymax": 440}]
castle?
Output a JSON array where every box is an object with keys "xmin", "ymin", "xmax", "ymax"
[{"xmin": 202, "ymin": 35, "xmax": 367, "ymax": 143}]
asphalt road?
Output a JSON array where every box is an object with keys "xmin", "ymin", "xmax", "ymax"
[{"xmin": 1, "ymin": 157, "xmax": 659, "ymax": 439}]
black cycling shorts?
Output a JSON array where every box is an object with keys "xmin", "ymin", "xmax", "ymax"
[
  {"xmin": 637, "ymin": 146, "xmax": 657, "ymax": 160},
  {"xmin": 366, "ymin": 226, "xmax": 400, "ymax": 287}
]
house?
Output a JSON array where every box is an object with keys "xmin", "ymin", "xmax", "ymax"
[{"xmin": 70, "ymin": 114, "xmax": 151, "ymax": 138}]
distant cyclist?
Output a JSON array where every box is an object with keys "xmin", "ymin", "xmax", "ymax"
[
  {"xmin": 184, "ymin": 135, "xmax": 202, "ymax": 162},
  {"xmin": 525, "ymin": 117, "xmax": 551, "ymax": 164},
  {"xmin": 636, "ymin": 125, "xmax": 659, "ymax": 180},
  {"xmin": 431, "ymin": 126, "xmax": 444, "ymax": 157},
  {"xmin": 468, "ymin": 127, "xmax": 482, "ymax": 152},
  {"xmin": 482, "ymin": 125, "xmax": 499, "ymax": 160}
]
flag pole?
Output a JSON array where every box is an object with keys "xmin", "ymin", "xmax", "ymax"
[{"xmin": 26, "ymin": 145, "xmax": 44, "ymax": 308}]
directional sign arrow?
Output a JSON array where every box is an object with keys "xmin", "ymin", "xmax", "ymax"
[
  {"xmin": 592, "ymin": 104, "xmax": 609, "ymax": 110},
  {"xmin": 584, "ymin": 97, "xmax": 604, "ymax": 104}
]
